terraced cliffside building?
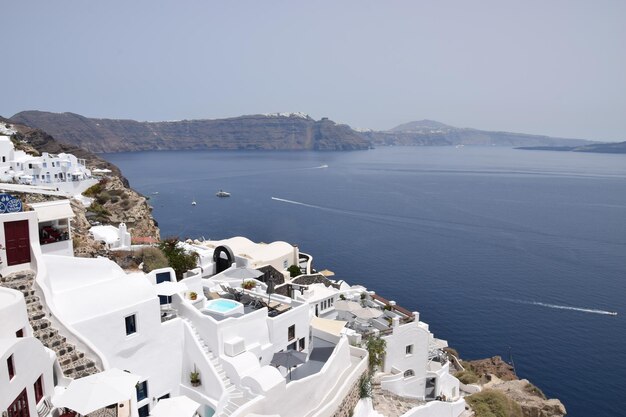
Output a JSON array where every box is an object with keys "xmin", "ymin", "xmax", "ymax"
[{"xmin": 0, "ymin": 208, "xmax": 465, "ymax": 417}]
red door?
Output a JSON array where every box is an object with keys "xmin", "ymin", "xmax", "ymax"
[
  {"xmin": 5, "ymin": 220, "xmax": 31, "ymax": 266},
  {"xmin": 8, "ymin": 389, "xmax": 30, "ymax": 417}
]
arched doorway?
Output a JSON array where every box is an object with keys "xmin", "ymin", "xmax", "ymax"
[{"xmin": 213, "ymin": 245, "xmax": 235, "ymax": 274}]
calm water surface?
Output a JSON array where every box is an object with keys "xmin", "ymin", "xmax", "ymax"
[{"xmin": 104, "ymin": 147, "xmax": 626, "ymax": 417}]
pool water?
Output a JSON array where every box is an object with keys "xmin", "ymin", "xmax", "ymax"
[{"xmin": 205, "ymin": 299, "xmax": 242, "ymax": 313}]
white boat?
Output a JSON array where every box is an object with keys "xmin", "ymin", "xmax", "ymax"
[
  {"xmin": 216, "ymin": 190, "xmax": 230, "ymax": 198},
  {"xmin": 191, "ymin": 200, "xmax": 197, "ymax": 206}
]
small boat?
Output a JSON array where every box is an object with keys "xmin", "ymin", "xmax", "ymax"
[
  {"xmin": 191, "ymin": 200, "xmax": 197, "ymax": 206},
  {"xmin": 607, "ymin": 311, "xmax": 618, "ymax": 316},
  {"xmin": 216, "ymin": 190, "xmax": 230, "ymax": 198}
]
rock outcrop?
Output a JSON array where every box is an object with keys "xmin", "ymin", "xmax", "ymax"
[
  {"xmin": 9, "ymin": 111, "xmax": 371, "ymax": 153},
  {"xmin": 461, "ymin": 356, "xmax": 566, "ymax": 417},
  {"xmin": 483, "ymin": 376, "xmax": 567, "ymax": 417}
]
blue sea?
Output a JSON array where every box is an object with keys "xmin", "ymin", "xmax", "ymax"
[{"xmin": 104, "ymin": 147, "xmax": 626, "ymax": 417}]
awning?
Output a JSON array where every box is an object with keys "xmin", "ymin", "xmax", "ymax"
[{"xmin": 29, "ymin": 200, "xmax": 75, "ymax": 222}]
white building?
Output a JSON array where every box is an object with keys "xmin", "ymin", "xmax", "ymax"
[
  {"xmin": 0, "ymin": 204, "xmax": 464, "ymax": 417},
  {"xmin": 0, "ymin": 135, "xmax": 96, "ymax": 194}
]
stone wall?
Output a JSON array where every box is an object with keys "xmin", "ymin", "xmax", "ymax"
[{"xmin": 331, "ymin": 373, "xmax": 365, "ymax": 417}]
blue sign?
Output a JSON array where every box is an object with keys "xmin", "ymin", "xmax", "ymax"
[{"xmin": 0, "ymin": 194, "xmax": 23, "ymax": 214}]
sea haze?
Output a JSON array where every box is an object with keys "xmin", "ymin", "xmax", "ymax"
[{"xmin": 104, "ymin": 147, "xmax": 626, "ymax": 417}]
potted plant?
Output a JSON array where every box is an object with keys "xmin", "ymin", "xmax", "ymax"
[
  {"xmin": 190, "ymin": 366, "xmax": 201, "ymax": 387},
  {"xmin": 242, "ymin": 280, "xmax": 257, "ymax": 290},
  {"xmin": 189, "ymin": 291, "xmax": 197, "ymax": 301}
]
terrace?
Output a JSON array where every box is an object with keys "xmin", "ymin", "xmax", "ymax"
[{"xmin": 201, "ymin": 282, "xmax": 293, "ymax": 320}]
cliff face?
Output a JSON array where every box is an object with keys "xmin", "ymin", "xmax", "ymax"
[{"xmin": 9, "ymin": 111, "xmax": 371, "ymax": 153}]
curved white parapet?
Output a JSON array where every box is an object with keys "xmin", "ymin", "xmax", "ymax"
[{"xmin": 0, "ymin": 287, "xmax": 30, "ymax": 338}]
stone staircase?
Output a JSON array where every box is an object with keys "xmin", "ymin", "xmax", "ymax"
[
  {"xmin": 0, "ymin": 271, "xmax": 100, "ymax": 379},
  {"xmin": 181, "ymin": 317, "xmax": 252, "ymax": 417}
]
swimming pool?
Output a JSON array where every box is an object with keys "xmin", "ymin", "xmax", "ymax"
[{"xmin": 203, "ymin": 299, "xmax": 244, "ymax": 317}]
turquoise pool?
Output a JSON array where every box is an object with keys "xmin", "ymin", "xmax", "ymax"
[{"xmin": 203, "ymin": 298, "xmax": 244, "ymax": 317}]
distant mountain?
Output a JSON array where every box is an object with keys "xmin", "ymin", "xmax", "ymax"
[
  {"xmin": 517, "ymin": 141, "xmax": 626, "ymax": 154},
  {"xmin": 389, "ymin": 119, "xmax": 453, "ymax": 132},
  {"xmin": 10, "ymin": 111, "xmax": 370, "ymax": 153},
  {"xmin": 362, "ymin": 120, "xmax": 594, "ymax": 148},
  {"xmin": 10, "ymin": 111, "xmax": 603, "ymax": 153}
]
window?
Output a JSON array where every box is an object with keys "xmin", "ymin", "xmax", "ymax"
[
  {"xmin": 16, "ymin": 329, "xmax": 24, "ymax": 337},
  {"xmin": 7, "ymin": 355, "xmax": 15, "ymax": 379},
  {"xmin": 283, "ymin": 260, "xmax": 288, "ymax": 269},
  {"xmin": 125, "ymin": 314, "xmax": 137, "ymax": 335},
  {"xmin": 298, "ymin": 338, "xmax": 305, "ymax": 351},
  {"xmin": 158, "ymin": 393, "xmax": 170, "ymax": 401},
  {"xmin": 34, "ymin": 374, "xmax": 44, "ymax": 403},
  {"xmin": 138, "ymin": 404, "xmax": 150, "ymax": 417},
  {"xmin": 288, "ymin": 324, "xmax": 295, "ymax": 341},
  {"xmin": 405, "ymin": 345, "xmax": 413, "ymax": 355},
  {"xmin": 404, "ymin": 369, "xmax": 415, "ymax": 378},
  {"xmin": 2, "ymin": 156, "xmax": 5, "ymax": 162},
  {"xmin": 28, "ymin": 163, "xmax": 32, "ymax": 169},
  {"xmin": 43, "ymin": 162, "xmax": 47, "ymax": 168},
  {"xmin": 287, "ymin": 342, "xmax": 297, "ymax": 351},
  {"xmin": 136, "ymin": 380, "xmax": 148, "ymax": 401}
]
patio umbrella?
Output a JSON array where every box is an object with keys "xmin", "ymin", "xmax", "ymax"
[
  {"xmin": 223, "ymin": 267, "xmax": 263, "ymax": 280},
  {"xmin": 353, "ymin": 306, "xmax": 383, "ymax": 320},
  {"xmin": 334, "ymin": 300, "xmax": 361, "ymax": 312},
  {"xmin": 150, "ymin": 395, "xmax": 200, "ymax": 417},
  {"xmin": 155, "ymin": 281, "xmax": 188, "ymax": 296},
  {"xmin": 271, "ymin": 350, "xmax": 307, "ymax": 380},
  {"xmin": 52, "ymin": 368, "xmax": 141, "ymax": 415}
]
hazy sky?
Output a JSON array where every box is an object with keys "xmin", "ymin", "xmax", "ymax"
[{"xmin": 2, "ymin": 1, "xmax": 625, "ymax": 141}]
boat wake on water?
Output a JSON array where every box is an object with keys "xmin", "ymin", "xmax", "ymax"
[{"xmin": 502, "ymin": 298, "xmax": 617, "ymax": 316}]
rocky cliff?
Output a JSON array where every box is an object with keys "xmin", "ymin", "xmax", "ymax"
[{"xmin": 9, "ymin": 111, "xmax": 371, "ymax": 153}]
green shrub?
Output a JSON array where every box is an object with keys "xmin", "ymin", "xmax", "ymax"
[
  {"xmin": 466, "ymin": 390, "xmax": 523, "ymax": 417},
  {"xmin": 88, "ymin": 202, "xmax": 111, "ymax": 223},
  {"xmin": 524, "ymin": 382, "xmax": 546, "ymax": 399},
  {"xmin": 158, "ymin": 237, "xmax": 199, "ymax": 280},
  {"xmin": 287, "ymin": 264, "xmax": 301, "ymax": 277},
  {"xmin": 141, "ymin": 247, "xmax": 169, "ymax": 272},
  {"xmin": 83, "ymin": 182, "xmax": 103, "ymax": 197},
  {"xmin": 366, "ymin": 336, "xmax": 386, "ymax": 372},
  {"xmin": 455, "ymin": 369, "xmax": 480, "ymax": 385},
  {"xmin": 358, "ymin": 374, "xmax": 372, "ymax": 398}
]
